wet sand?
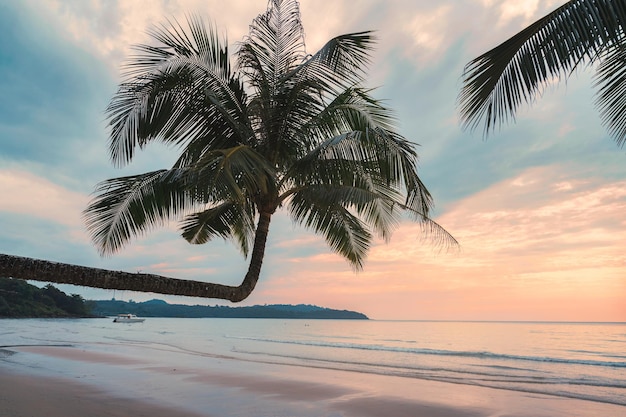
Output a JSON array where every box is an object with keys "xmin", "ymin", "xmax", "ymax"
[
  {"xmin": 1, "ymin": 345, "xmax": 623, "ymax": 417},
  {"xmin": 0, "ymin": 370, "xmax": 208, "ymax": 417}
]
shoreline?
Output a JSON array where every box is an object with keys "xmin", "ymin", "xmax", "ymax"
[{"xmin": 2, "ymin": 344, "xmax": 624, "ymax": 417}]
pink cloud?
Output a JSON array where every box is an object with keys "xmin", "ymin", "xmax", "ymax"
[
  {"xmin": 0, "ymin": 169, "xmax": 89, "ymax": 229},
  {"xmin": 7, "ymin": 165, "xmax": 620, "ymax": 322},
  {"xmin": 258, "ymin": 165, "xmax": 626, "ymax": 321}
]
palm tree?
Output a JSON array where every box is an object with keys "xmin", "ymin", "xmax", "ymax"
[
  {"xmin": 1, "ymin": 0, "xmax": 454, "ymax": 302},
  {"xmin": 459, "ymin": 0, "xmax": 626, "ymax": 145}
]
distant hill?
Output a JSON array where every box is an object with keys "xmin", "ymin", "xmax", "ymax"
[
  {"xmin": 91, "ymin": 299, "xmax": 368, "ymax": 320},
  {"xmin": 0, "ymin": 277, "xmax": 93, "ymax": 318},
  {"xmin": 0, "ymin": 276, "xmax": 368, "ymax": 320}
]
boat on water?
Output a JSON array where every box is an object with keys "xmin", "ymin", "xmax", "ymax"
[{"xmin": 113, "ymin": 314, "xmax": 145, "ymax": 323}]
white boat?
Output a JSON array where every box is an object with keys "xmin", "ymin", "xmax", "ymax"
[{"xmin": 113, "ymin": 314, "xmax": 145, "ymax": 323}]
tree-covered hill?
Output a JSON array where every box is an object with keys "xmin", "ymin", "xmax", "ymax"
[
  {"xmin": 0, "ymin": 277, "xmax": 92, "ymax": 318},
  {"xmin": 92, "ymin": 299, "xmax": 368, "ymax": 319},
  {"xmin": 0, "ymin": 276, "xmax": 368, "ymax": 319}
]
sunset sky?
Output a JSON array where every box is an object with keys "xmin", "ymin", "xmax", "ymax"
[{"xmin": 1, "ymin": 0, "xmax": 624, "ymax": 321}]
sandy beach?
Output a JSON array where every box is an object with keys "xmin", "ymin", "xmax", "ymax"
[
  {"xmin": 2, "ymin": 344, "xmax": 623, "ymax": 417},
  {"xmin": 0, "ymin": 369, "xmax": 207, "ymax": 417}
]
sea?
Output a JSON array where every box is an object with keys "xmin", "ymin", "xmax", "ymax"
[{"xmin": 1, "ymin": 318, "xmax": 624, "ymax": 407}]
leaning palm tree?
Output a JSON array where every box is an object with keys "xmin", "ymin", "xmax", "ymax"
[
  {"xmin": 459, "ymin": 0, "xmax": 626, "ymax": 145},
  {"xmin": 1, "ymin": 0, "xmax": 454, "ymax": 301}
]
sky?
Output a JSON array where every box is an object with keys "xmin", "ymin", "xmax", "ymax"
[{"xmin": 1, "ymin": 0, "xmax": 625, "ymax": 321}]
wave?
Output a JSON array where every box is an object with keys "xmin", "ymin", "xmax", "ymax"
[
  {"xmin": 226, "ymin": 335, "xmax": 626, "ymax": 369},
  {"xmin": 233, "ymin": 347, "xmax": 626, "ymax": 388},
  {"xmin": 229, "ymin": 347, "xmax": 626, "ymax": 406}
]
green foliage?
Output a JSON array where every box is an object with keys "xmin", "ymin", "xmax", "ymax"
[
  {"xmin": 0, "ymin": 277, "xmax": 92, "ymax": 318},
  {"xmin": 93, "ymin": 299, "xmax": 368, "ymax": 319},
  {"xmin": 85, "ymin": 0, "xmax": 455, "ymax": 273},
  {"xmin": 459, "ymin": 0, "xmax": 626, "ymax": 145}
]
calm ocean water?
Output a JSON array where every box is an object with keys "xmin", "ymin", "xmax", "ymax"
[{"xmin": 1, "ymin": 318, "xmax": 624, "ymax": 406}]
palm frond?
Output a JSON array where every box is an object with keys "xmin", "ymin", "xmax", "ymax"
[
  {"xmin": 459, "ymin": 0, "xmax": 626, "ymax": 137},
  {"xmin": 287, "ymin": 179, "xmax": 401, "ymax": 236},
  {"xmin": 190, "ymin": 145, "xmax": 276, "ymax": 204},
  {"xmin": 296, "ymin": 86, "xmax": 395, "ymax": 144},
  {"xmin": 367, "ymin": 128, "xmax": 432, "ymax": 217},
  {"xmin": 88, "ymin": 0, "xmax": 456, "ymax": 287},
  {"xmin": 107, "ymin": 16, "xmax": 249, "ymax": 166},
  {"xmin": 285, "ymin": 124, "xmax": 456, "ymax": 250},
  {"xmin": 297, "ymin": 124, "xmax": 432, "ymax": 216},
  {"xmin": 180, "ymin": 201, "xmax": 255, "ymax": 256},
  {"xmin": 296, "ymin": 31, "xmax": 376, "ymax": 90},
  {"xmin": 240, "ymin": 0, "xmax": 306, "ymax": 87},
  {"xmin": 260, "ymin": 33, "xmax": 377, "ymax": 151},
  {"xmin": 84, "ymin": 169, "xmax": 195, "ymax": 255},
  {"xmin": 594, "ymin": 39, "xmax": 626, "ymax": 146},
  {"xmin": 289, "ymin": 189, "xmax": 372, "ymax": 269}
]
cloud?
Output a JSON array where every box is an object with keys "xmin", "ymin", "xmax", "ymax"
[
  {"xmin": 2, "ymin": 1, "xmax": 625, "ymax": 321},
  {"xmin": 8, "ymin": 163, "xmax": 621, "ymax": 320},
  {"xmin": 0, "ymin": 170, "xmax": 89, "ymax": 228},
  {"xmin": 496, "ymin": 0, "xmax": 563, "ymax": 27},
  {"xmin": 256, "ymin": 165, "xmax": 626, "ymax": 320},
  {"xmin": 31, "ymin": 0, "xmax": 351, "ymax": 72}
]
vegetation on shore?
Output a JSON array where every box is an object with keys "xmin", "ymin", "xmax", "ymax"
[
  {"xmin": 92, "ymin": 299, "xmax": 368, "ymax": 319},
  {"xmin": 0, "ymin": 277, "xmax": 93, "ymax": 318},
  {"xmin": 0, "ymin": 277, "xmax": 368, "ymax": 319}
]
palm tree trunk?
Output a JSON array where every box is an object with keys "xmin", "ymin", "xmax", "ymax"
[
  {"xmin": 0, "ymin": 213, "xmax": 273, "ymax": 302},
  {"xmin": 228, "ymin": 210, "xmax": 273, "ymax": 302}
]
